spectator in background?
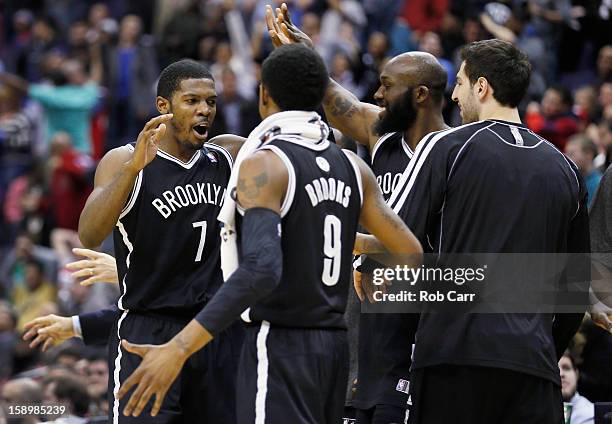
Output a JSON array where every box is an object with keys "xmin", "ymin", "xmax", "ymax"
[
  {"xmin": 527, "ymin": 0, "xmax": 573, "ymax": 82},
  {"xmin": 526, "ymin": 85, "xmax": 579, "ymax": 150},
  {"xmin": 4, "ymin": 9, "xmax": 34, "ymax": 72},
  {"xmin": 106, "ymin": 14, "xmax": 158, "ymax": 150},
  {"xmin": 565, "ymin": 135, "xmax": 602, "ymax": 207},
  {"xmin": 574, "ymin": 85, "xmax": 600, "ymax": 127},
  {"xmin": 2, "ymin": 165, "xmax": 51, "ymax": 245},
  {"xmin": 216, "ymin": 67, "xmax": 260, "ymax": 137},
  {"xmin": 0, "ymin": 233, "xmax": 57, "ymax": 296},
  {"xmin": 1, "ymin": 377, "xmax": 43, "ymax": 424},
  {"xmin": 419, "ymin": 31, "xmax": 456, "ymax": 87},
  {"xmin": 400, "ymin": 0, "xmax": 449, "ymax": 37},
  {"xmin": 559, "ymin": 354, "xmax": 595, "ymax": 424},
  {"xmin": 599, "ymin": 81, "xmax": 612, "ymax": 119},
  {"xmin": 47, "ymin": 132, "xmax": 93, "ymax": 232},
  {"xmin": 329, "ymin": 52, "xmax": 364, "ymax": 99},
  {"xmin": 159, "ymin": 0, "xmax": 202, "ymax": 66},
  {"xmin": 0, "ymin": 83, "xmax": 34, "ymax": 244},
  {"xmin": 85, "ymin": 353, "xmax": 109, "ymax": 416},
  {"xmin": 14, "ymin": 16, "xmax": 61, "ymax": 83},
  {"xmin": 359, "ymin": 31, "xmax": 390, "ymax": 103},
  {"xmin": 67, "ymin": 21, "xmax": 92, "ymax": 68},
  {"xmin": 0, "ymin": 55, "xmax": 102, "ymax": 155},
  {"xmin": 42, "ymin": 374, "xmax": 91, "ymax": 423},
  {"xmin": 11, "ymin": 259, "xmax": 56, "ymax": 332},
  {"xmin": 479, "ymin": 2, "xmax": 547, "ymax": 104}
]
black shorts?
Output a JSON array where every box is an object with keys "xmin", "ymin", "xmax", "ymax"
[
  {"xmin": 236, "ymin": 322, "xmax": 349, "ymax": 424},
  {"xmin": 108, "ymin": 311, "xmax": 243, "ymax": 423},
  {"xmin": 353, "ymin": 312, "xmax": 416, "ymax": 410},
  {"xmin": 408, "ymin": 365, "xmax": 564, "ymax": 424}
]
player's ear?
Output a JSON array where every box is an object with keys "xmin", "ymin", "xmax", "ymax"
[
  {"xmin": 259, "ymin": 83, "xmax": 269, "ymax": 106},
  {"xmin": 415, "ymin": 85, "xmax": 429, "ymax": 104},
  {"xmin": 476, "ymin": 77, "xmax": 488, "ymax": 100},
  {"xmin": 156, "ymin": 96, "xmax": 170, "ymax": 114}
]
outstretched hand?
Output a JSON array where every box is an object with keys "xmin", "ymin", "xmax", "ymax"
[
  {"xmin": 23, "ymin": 314, "xmax": 75, "ymax": 351},
  {"xmin": 116, "ymin": 340, "xmax": 186, "ymax": 417},
  {"xmin": 126, "ymin": 114, "xmax": 173, "ymax": 174},
  {"xmin": 66, "ymin": 248, "xmax": 118, "ymax": 286},
  {"xmin": 265, "ymin": 3, "xmax": 314, "ymax": 49}
]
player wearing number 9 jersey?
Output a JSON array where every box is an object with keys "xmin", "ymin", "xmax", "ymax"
[
  {"xmin": 115, "ymin": 45, "xmax": 423, "ymax": 424},
  {"xmin": 78, "ymin": 59, "xmax": 245, "ymax": 423}
]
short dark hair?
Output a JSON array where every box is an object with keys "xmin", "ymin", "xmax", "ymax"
[
  {"xmin": 548, "ymin": 84, "xmax": 573, "ymax": 106},
  {"xmin": 157, "ymin": 59, "xmax": 213, "ymax": 100},
  {"xmin": 261, "ymin": 44, "xmax": 328, "ymax": 111},
  {"xmin": 460, "ymin": 39, "xmax": 531, "ymax": 108}
]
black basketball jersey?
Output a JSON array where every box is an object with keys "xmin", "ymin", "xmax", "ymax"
[
  {"xmin": 354, "ymin": 132, "xmax": 417, "ymax": 409},
  {"xmin": 241, "ymin": 136, "xmax": 363, "ymax": 329},
  {"xmin": 113, "ymin": 143, "xmax": 232, "ymax": 318},
  {"xmin": 371, "ymin": 132, "xmax": 413, "ymax": 200}
]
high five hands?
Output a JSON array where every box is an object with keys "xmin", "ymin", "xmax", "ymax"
[{"xmin": 265, "ymin": 3, "xmax": 314, "ymax": 49}]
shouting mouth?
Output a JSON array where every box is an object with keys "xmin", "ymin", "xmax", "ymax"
[{"xmin": 193, "ymin": 123, "xmax": 209, "ymax": 140}]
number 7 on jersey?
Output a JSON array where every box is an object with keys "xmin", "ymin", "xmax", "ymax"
[{"xmin": 192, "ymin": 221, "xmax": 207, "ymax": 262}]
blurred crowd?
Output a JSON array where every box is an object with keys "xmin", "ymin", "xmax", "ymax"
[{"xmin": 0, "ymin": 0, "xmax": 611, "ymax": 421}]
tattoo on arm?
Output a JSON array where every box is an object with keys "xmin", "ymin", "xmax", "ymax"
[
  {"xmin": 323, "ymin": 93, "xmax": 359, "ymax": 118},
  {"xmin": 237, "ymin": 171, "xmax": 268, "ymax": 199}
]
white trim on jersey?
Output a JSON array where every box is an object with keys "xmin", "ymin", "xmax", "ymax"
[
  {"xmin": 156, "ymin": 149, "xmax": 201, "ymax": 169},
  {"xmin": 485, "ymin": 126, "xmax": 544, "ymax": 149},
  {"xmin": 401, "ymin": 136, "xmax": 414, "ymax": 159},
  {"xmin": 207, "ymin": 142, "xmax": 234, "ymax": 168},
  {"xmin": 119, "ymin": 170, "xmax": 143, "ymax": 219},
  {"xmin": 255, "ymin": 321, "xmax": 271, "ymax": 424},
  {"xmin": 342, "ymin": 150, "xmax": 364, "ymax": 206},
  {"xmin": 112, "ymin": 310, "xmax": 129, "ymax": 424},
  {"xmin": 447, "ymin": 123, "xmax": 495, "ymax": 180},
  {"xmin": 115, "ymin": 221, "xmax": 133, "ymax": 310},
  {"xmin": 387, "ymin": 121, "xmax": 483, "ymax": 213},
  {"xmin": 255, "ymin": 145, "xmax": 297, "ymax": 218},
  {"xmin": 370, "ymin": 132, "xmax": 396, "ymax": 163}
]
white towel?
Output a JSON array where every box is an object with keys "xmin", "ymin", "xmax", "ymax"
[{"xmin": 218, "ymin": 110, "xmax": 330, "ymax": 280}]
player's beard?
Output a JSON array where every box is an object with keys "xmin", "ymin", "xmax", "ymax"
[{"xmin": 373, "ymin": 88, "xmax": 418, "ymax": 136}]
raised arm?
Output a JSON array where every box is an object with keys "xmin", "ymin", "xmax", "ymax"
[
  {"xmin": 266, "ymin": 4, "xmax": 381, "ymax": 149},
  {"xmin": 78, "ymin": 114, "xmax": 172, "ymax": 247}
]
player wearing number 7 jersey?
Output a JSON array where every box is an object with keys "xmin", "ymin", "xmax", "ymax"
[
  {"xmin": 116, "ymin": 45, "xmax": 423, "ymax": 424},
  {"xmin": 77, "ymin": 59, "xmax": 245, "ymax": 423}
]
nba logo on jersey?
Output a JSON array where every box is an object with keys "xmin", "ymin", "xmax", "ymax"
[
  {"xmin": 206, "ymin": 152, "xmax": 218, "ymax": 163},
  {"xmin": 396, "ymin": 379, "xmax": 410, "ymax": 394},
  {"xmin": 316, "ymin": 156, "xmax": 330, "ymax": 172}
]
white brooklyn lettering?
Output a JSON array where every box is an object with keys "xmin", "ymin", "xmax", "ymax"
[
  {"xmin": 175, "ymin": 186, "xmax": 189, "ymax": 207},
  {"xmin": 152, "ymin": 198, "xmax": 171, "ymax": 218},
  {"xmin": 197, "ymin": 183, "xmax": 208, "ymax": 203},
  {"xmin": 152, "ymin": 182, "xmax": 224, "ymax": 218},
  {"xmin": 162, "ymin": 190, "xmax": 181, "ymax": 211},
  {"xmin": 213, "ymin": 185, "xmax": 221, "ymax": 205},
  {"xmin": 185, "ymin": 184, "xmax": 198, "ymax": 204}
]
